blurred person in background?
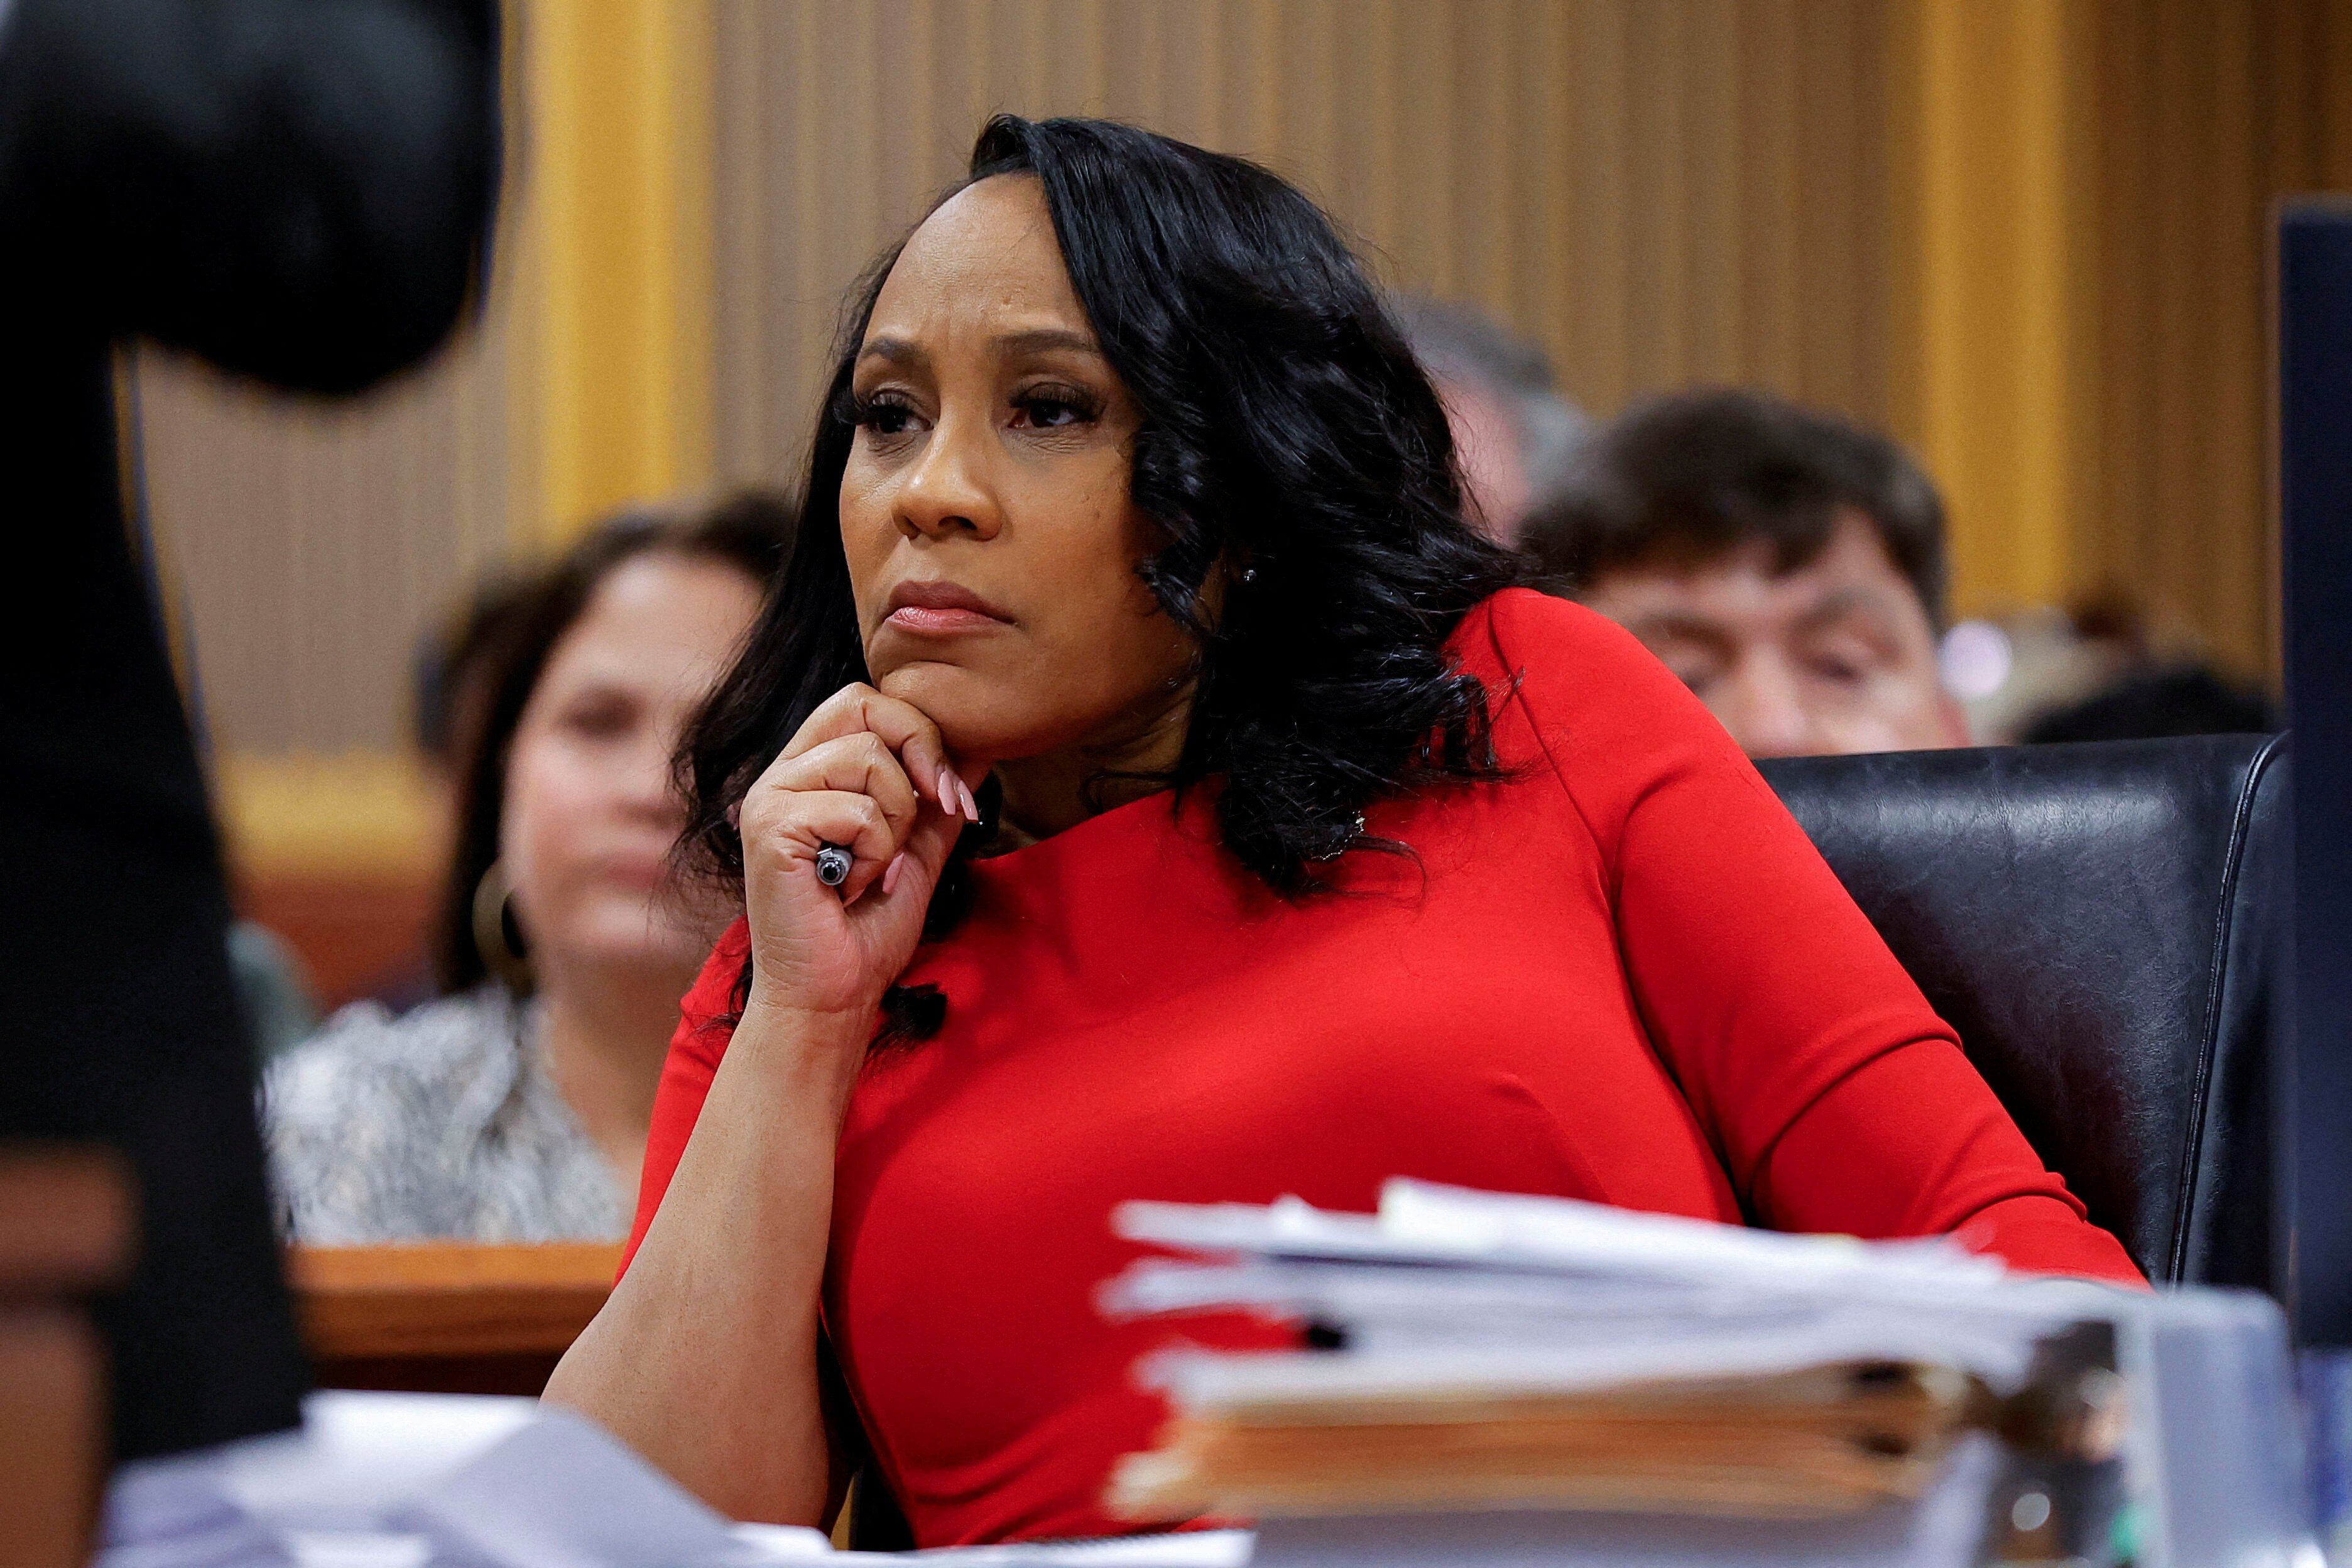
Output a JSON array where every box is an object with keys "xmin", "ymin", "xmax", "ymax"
[
  {"xmin": 1393, "ymin": 294, "xmax": 1589, "ymax": 544},
  {"xmin": 2015, "ymin": 591, "xmax": 2275, "ymax": 743},
  {"xmin": 2023, "ymin": 663, "xmax": 2274, "ymax": 743},
  {"xmin": 1522, "ymin": 388, "xmax": 1968, "ymax": 759},
  {"xmin": 1934, "ymin": 593, "xmax": 2277, "ymax": 747},
  {"xmin": 265, "ymin": 494, "xmax": 790, "ymax": 1243},
  {"xmin": 0, "ymin": 0, "xmax": 498, "ymax": 1457},
  {"xmin": 416, "ymin": 574, "xmax": 543, "ymax": 817}
]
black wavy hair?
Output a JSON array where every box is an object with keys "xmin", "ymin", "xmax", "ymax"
[
  {"xmin": 437, "ymin": 491, "xmax": 795, "ymax": 995},
  {"xmin": 678, "ymin": 116, "xmax": 1522, "ymax": 1038}
]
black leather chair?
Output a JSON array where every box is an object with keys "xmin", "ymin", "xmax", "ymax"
[{"xmin": 1756, "ymin": 734, "xmax": 2287, "ymax": 1288}]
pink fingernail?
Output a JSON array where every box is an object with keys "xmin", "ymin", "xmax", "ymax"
[
  {"xmin": 959, "ymin": 780, "xmax": 980, "ymax": 822},
  {"xmin": 938, "ymin": 766, "xmax": 956, "ymax": 814},
  {"xmin": 882, "ymin": 852, "xmax": 905, "ymax": 896}
]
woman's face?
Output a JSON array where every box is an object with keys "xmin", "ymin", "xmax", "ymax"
[
  {"xmin": 501, "ymin": 552, "xmax": 763, "ymax": 978},
  {"xmin": 840, "ymin": 173, "xmax": 1197, "ymax": 765}
]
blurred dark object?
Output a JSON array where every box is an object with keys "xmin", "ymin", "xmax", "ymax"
[
  {"xmin": 2022, "ymin": 665, "xmax": 2277, "ymax": 744},
  {"xmin": 2279, "ymin": 202, "xmax": 2352, "ymax": 1346},
  {"xmin": 0, "ymin": 0, "xmax": 500, "ymax": 1461}
]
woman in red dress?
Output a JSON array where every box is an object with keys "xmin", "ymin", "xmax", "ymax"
[{"xmin": 545, "ymin": 116, "xmax": 2141, "ymax": 1546}]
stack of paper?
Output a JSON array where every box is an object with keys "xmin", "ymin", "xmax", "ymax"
[
  {"xmin": 1100, "ymin": 1181, "xmax": 2311, "ymax": 1568},
  {"xmin": 1106, "ymin": 1183, "xmax": 2096, "ymax": 1521}
]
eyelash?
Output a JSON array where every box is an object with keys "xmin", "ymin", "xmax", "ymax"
[
  {"xmin": 844, "ymin": 388, "xmax": 917, "ymax": 436},
  {"xmin": 839, "ymin": 383, "xmax": 1105, "ymax": 437},
  {"xmin": 1012, "ymin": 383, "xmax": 1103, "ymax": 428}
]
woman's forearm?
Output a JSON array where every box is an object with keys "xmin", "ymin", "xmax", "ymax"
[
  {"xmin": 557, "ymin": 680, "xmax": 965, "ymax": 1521},
  {"xmin": 543, "ymin": 1001, "xmax": 866, "ymax": 1526}
]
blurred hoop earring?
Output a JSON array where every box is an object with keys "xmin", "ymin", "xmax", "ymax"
[{"xmin": 472, "ymin": 860, "xmax": 534, "ymax": 992}]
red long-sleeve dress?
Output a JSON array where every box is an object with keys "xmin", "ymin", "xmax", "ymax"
[{"xmin": 625, "ymin": 588, "xmax": 2142, "ymax": 1546}]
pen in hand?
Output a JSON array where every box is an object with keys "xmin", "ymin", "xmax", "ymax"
[{"xmin": 811, "ymin": 760, "xmax": 980, "ymax": 893}]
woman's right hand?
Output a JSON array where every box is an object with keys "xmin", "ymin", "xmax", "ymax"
[
  {"xmin": 550, "ymin": 680, "xmax": 971, "ymax": 1522},
  {"xmin": 736, "ymin": 683, "xmax": 980, "ymax": 1041}
]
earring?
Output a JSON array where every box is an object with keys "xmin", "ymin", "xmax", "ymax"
[
  {"xmin": 1240, "ymin": 567, "xmax": 1258, "ymax": 584},
  {"xmin": 472, "ymin": 860, "xmax": 535, "ymax": 992}
]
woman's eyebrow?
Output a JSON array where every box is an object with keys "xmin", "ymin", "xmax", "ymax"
[
  {"xmin": 856, "ymin": 329, "xmax": 1099, "ymax": 367},
  {"xmin": 857, "ymin": 335, "xmax": 927, "ymax": 368},
  {"xmin": 994, "ymin": 327, "xmax": 1102, "ymax": 358}
]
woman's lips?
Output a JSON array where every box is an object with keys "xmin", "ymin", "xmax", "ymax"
[
  {"xmin": 886, "ymin": 603, "xmax": 1008, "ymax": 634},
  {"xmin": 883, "ymin": 580, "xmax": 1013, "ymax": 636}
]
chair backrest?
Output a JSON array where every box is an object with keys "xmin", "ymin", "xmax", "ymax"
[{"xmin": 1756, "ymin": 734, "xmax": 2287, "ymax": 1287}]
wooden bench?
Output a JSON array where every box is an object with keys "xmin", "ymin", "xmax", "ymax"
[{"xmin": 290, "ymin": 1241, "xmax": 622, "ymax": 1396}]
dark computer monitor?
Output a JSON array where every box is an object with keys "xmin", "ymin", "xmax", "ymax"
[{"xmin": 2278, "ymin": 200, "xmax": 2352, "ymax": 1344}]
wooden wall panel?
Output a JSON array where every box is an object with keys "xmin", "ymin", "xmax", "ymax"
[
  {"xmin": 520, "ymin": 0, "xmax": 716, "ymax": 543},
  {"xmin": 155, "ymin": 0, "xmax": 1910, "ymax": 770},
  {"xmin": 138, "ymin": 315, "xmax": 514, "ymax": 755},
  {"xmin": 2077, "ymin": 0, "xmax": 2352, "ymax": 679},
  {"xmin": 709, "ymin": 0, "xmax": 1907, "ymax": 493},
  {"xmin": 1910, "ymin": 0, "xmax": 2082, "ymax": 620},
  {"xmin": 146, "ymin": 0, "xmax": 2344, "ymax": 798}
]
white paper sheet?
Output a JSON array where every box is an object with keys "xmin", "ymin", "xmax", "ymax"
[
  {"xmin": 1114, "ymin": 1180, "xmax": 2015, "ymax": 1297},
  {"xmin": 101, "ymin": 1391, "xmax": 1235, "ymax": 1568},
  {"xmin": 101, "ymin": 1393, "xmax": 833, "ymax": 1568}
]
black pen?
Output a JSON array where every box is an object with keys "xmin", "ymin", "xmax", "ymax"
[{"xmin": 815, "ymin": 843, "xmax": 852, "ymax": 886}]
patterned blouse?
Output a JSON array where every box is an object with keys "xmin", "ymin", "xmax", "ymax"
[{"xmin": 262, "ymin": 984, "xmax": 629, "ymax": 1243}]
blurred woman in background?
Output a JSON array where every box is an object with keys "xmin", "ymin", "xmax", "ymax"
[{"xmin": 265, "ymin": 494, "xmax": 790, "ymax": 1242}]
